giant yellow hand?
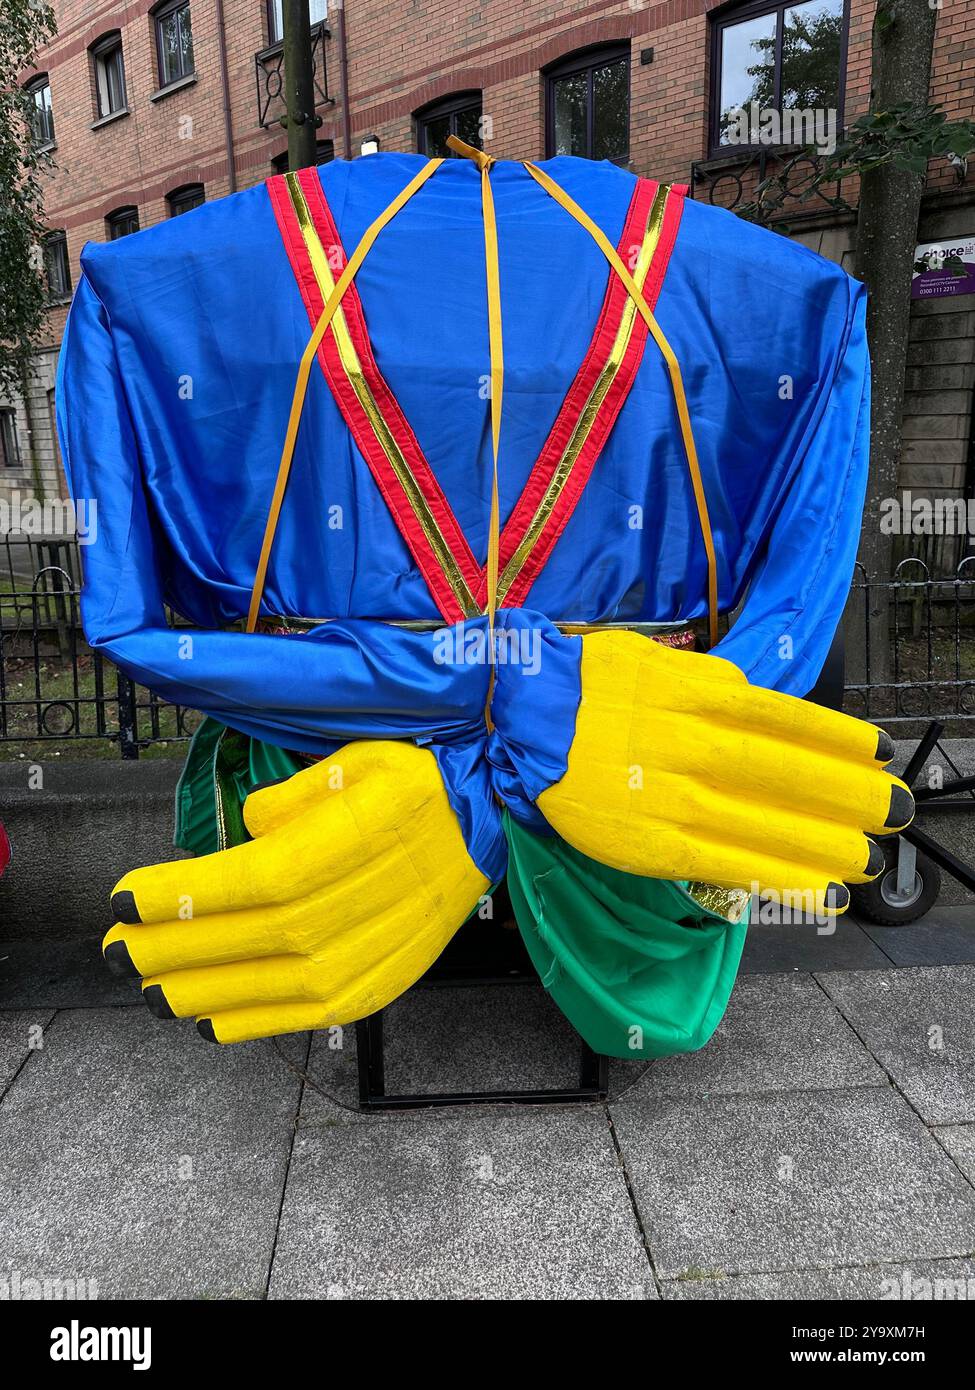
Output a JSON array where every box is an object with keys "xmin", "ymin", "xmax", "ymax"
[
  {"xmin": 103, "ymin": 741, "xmax": 489, "ymax": 1043},
  {"xmin": 537, "ymin": 632, "xmax": 913, "ymax": 914}
]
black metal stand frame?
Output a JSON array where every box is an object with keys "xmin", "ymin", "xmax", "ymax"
[
  {"xmin": 355, "ymin": 968, "xmax": 609, "ymax": 1111},
  {"xmin": 893, "ymin": 719, "xmax": 975, "ymax": 894}
]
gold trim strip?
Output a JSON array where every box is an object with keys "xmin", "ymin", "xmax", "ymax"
[
  {"xmin": 285, "ymin": 173, "xmax": 479, "ymax": 618},
  {"xmin": 496, "ymin": 184, "xmax": 670, "ymax": 603}
]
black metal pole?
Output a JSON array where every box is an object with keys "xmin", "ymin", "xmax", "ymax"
[{"xmin": 283, "ymin": 0, "xmax": 317, "ymax": 172}]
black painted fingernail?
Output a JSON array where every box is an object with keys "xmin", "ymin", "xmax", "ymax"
[
  {"xmin": 103, "ymin": 939, "xmax": 140, "ymax": 978},
  {"xmin": 826, "ymin": 882, "xmax": 850, "ymax": 911},
  {"xmin": 875, "ymin": 730, "xmax": 894, "ymax": 763},
  {"xmin": 143, "ymin": 984, "xmax": 176, "ymax": 1020},
  {"xmin": 865, "ymin": 840, "xmax": 885, "ymax": 876},
  {"xmin": 885, "ymin": 785, "xmax": 915, "ymax": 829},
  {"xmin": 111, "ymin": 890, "xmax": 141, "ymax": 924},
  {"xmin": 197, "ymin": 1017, "xmax": 218, "ymax": 1044}
]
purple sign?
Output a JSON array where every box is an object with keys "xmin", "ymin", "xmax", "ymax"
[{"xmin": 912, "ymin": 236, "xmax": 975, "ymax": 299}]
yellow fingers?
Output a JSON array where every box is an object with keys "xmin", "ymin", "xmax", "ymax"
[
  {"xmin": 240, "ymin": 738, "xmax": 406, "ymax": 838},
  {"xmin": 590, "ymin": 630, "xmax": 889, "ymax": 768},
  {"xmin": 646, "ymin": 709, "xmax": 909, "ymax": 836},
  {"xmin": 538, "ymin": 630, "xmax": 912, "ymax": 906},
  {"xmin": 104, "ymin": 739, "xmax": 489, "ymax": 1042},
  {"xmin": 111, "ymin": 741, "xmax": 453, "ymax": 925},
  {"xmin": 199, "ymin": 1002, "xmax": 345, "ymax": 1045}
]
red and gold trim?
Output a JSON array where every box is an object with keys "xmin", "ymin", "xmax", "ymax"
[
  {"xmin": 488, "ymin": 178, "xmax": 685, "ymax": 609},
  {"xmin": 268, "ymin": 168, "xmax": 482, "ymax": 623},
  {"xmin": 266, "ymin": 167, "xmax": 684, "ymax": 621}
]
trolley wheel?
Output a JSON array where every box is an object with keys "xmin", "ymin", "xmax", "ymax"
[{"xmin": 849, "ymin": 839, "xmax": 942, "ymax": 927}]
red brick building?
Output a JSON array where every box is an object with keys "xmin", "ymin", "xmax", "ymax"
[{"xmin": 3, "ymin": 0, "xmax": 974, "ymax": 537}]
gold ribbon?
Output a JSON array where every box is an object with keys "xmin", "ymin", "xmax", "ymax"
[{"xmin": 446, "ymin": 135, "xmax": 504, "ymax": 729}]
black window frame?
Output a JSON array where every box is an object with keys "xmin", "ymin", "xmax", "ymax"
[
  {"xmin": 1, "ymin": 408, "xmax": 22, "ymax": 470},
  {"xmin": 153, "ymin": 0, "xmax": 195, "ymax": 89},
  {"xmin": 267, "ymin": 0, "xmax": 328, "ymax": 46},
  {"xmin": 708, "ymin": 0, "xmax": 850, "ymax": 158},
  {"xmin": 26, "ymin": 74, "xmax": 55, "ymax": 149},
  {"xmin": 414, "ymin": 91, "xmax": 484, "ymax": 157},
  {"xmin": 544, "ymin": 42, "xmax": 630, "ymax": 163},
  {"xmin": 166, "ymin": 183, "xmax": 205, "ymax": 217},
  {"xmin": 91, "ymin": 31, "xmax": 128, "ymax": 120},
  {"xmin": 106, "ymin": 206, "xmax": 141, "ymax": 239},
  {"xmin": 44, "ymin": 231, "xmax": 72, "ymax": 302},
  {"xmin": 271, "ymin": 140, "xmax": 334, "ymax": 174}
]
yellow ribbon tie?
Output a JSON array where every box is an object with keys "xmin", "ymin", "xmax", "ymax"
[{"xmin": 448, "ymin": 135, "xmax": 504, "ymax": 729}]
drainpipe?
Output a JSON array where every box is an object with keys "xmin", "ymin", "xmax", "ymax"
[
  {"xmin": 215, "ymin": 0, "xmax": 238, "ymax": 192},
  {"xmin": 337, "ymin": 0, "xmax": 352, "ymax": 160}
]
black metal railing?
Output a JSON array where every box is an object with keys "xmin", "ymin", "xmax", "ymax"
[
  {"xmin": 0, "ymin": 536, "xmax": 199, "ymax": 759},
  {"xmin": 255, "ymin": 21, "xmax": 332, "ymax": 130},
  {"xmin": 3, "ymin": 538, "xmax": 975, "ymax": 758},
  {"xmin": 689, "ymin": 147, "xmax": 854, "ymax": 227},
  {"xmin": 844, "ymin": 558, "xmax": 975, "ymax": 729}
]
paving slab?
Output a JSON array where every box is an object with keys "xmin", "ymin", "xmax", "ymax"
[
  {"xmin": 0, "ymin": 935, "xmax": 139, "ymax": 1009},
  {"xmin": 610, "ymin": 1086, "xmax": 975, "ymax": 1280},
  {"xmin": 0, "ymin": 1008, "xmax": 301, "ymax": 1299},
  {"xmin": 662, "ymin": 1257, "xmax": 975, "ymax": 1300},
  {"xmin": 819, "ymin": 965, "xmax": 975, "ymax": 1125},
  {"xmin": 740, "ymin": 917, "xmax": 893, "ymax": 974},
  {"xmin": 271, "ymin": 1105, "xmax": 655, "ymax": 1299},
  {"xmin": 934, "ymin": 1123, "xmax": 975, "ymax": 1185},
  {"xmin": 0, "ymin": 1010, "xmax": 54, "ymax": 1093},
  {"xmin": 861, "ymin": 907, "xmax": 975, "ymax": 967},
  {"xmin": 617, "ymin": 974, "xmax": 884, "ymax": 1102}
]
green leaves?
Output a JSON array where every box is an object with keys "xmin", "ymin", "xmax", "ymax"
[
  {"xmin": 0, "ymin": 0, "xmax": 57, "ymax": 396},
  {"xmin": 732, "ymin": 100, "xmax": 975, "ymax": 227}
]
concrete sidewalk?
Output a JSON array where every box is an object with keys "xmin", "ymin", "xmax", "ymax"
[{"xmin": 2, "ymin": 910, "xmax": 975, "ymax": 1300}]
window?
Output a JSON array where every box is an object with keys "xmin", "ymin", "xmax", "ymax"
[
  {"xmin": 710, "ymin": 0, "xmax": 846, "ymax": 154},
  {"xmin": 1, "ymin": 410, "xmax": 21, "ymax": 470},
  {"xmin": 26, "ymin": 75, "xmax": 54, "ymax": 147},
  {"xmin": 545, "ymin": 45, "xmax": 629, "ymax": 162},
  {"xmin": 154, "ymin": 0, "xmax": 195, "ymax": 87},
  {"xmin": 415, "ymin": 92, "xmax": 483, "ymax": 159},
  {"xmin": 92, "ymin": 33, "xmax": 127, "ymax": 118},
  {"xmin": 106, "ymin": 206, "xmax": 140, "ymax": 239},
  {"xmin": 267, "ymin": 0, "xmax": 327, "ymax": 45},
  {"xmin": 271, "ymin": 140, "xmax": 333, "ymax": 174},
  {"xmin": 166, "ymin": 183, "xmax": 205, "ymax": 216},
  {"xmin": 44, "ymin": 232, "xmax": 71, "ymax": 300}
]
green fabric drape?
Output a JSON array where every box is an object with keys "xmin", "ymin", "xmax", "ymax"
[{"xmin": 504, "ymin": 812, "xmax": 748, "ymax": 1059}]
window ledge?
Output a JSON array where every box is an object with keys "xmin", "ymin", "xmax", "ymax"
[
  {"xmin": 150, "ymin": 73, "xmax": 197, "ymax": 103},
  {"xmin": 35, "ymin": 139, "xmax": 56, "ymax": 155},
  {"xmin": 45, "ymin": 296, "xmax": 72, "ymax": 308},
  {"xmin": 695, "ymin": 144, "xmax": 811, "ymax": 176},
  {"xmin": 257, "ymin": 22, "xmax": 330, "ymax": 62},
  {"xmin": 90, "ymin": 107, "xmax": 130, "ymax": 131}
]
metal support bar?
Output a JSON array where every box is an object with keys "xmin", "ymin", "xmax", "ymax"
[
  {"xmin": 901, "ymin": 719, "xmax": 944, "ymax": 788},
  {"xmin": 355, "ymin": 1005, "xmax": 609, "ymax": 1111},
  {"xmin": 900, "ymin": 821, "xmax": 975, "ymax": 895}
]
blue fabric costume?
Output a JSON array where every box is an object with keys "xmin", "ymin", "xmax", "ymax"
[{"xmin": 56, "ymin": 152, "xmax": 891, "ymax": 1054}]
